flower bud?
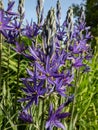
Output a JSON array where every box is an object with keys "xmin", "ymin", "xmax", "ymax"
[
  {"xmin": 66, "ymin": 7, "xmax": 73, "ymax": 35},
  {"xmin": 36, "ymin": 0, "xmax": 44, "ymax": 24},
  {"xmin": 56, "ymin": 0, "xmax": 61, "ymax": 27},
  {"xmin": 80, "ymin": 6, "xmax": 85, "ymax": 23},
  {"xmin": 42, "ymin": 8, "xmax": 56, "ymax": 57},
  {"xmin": 0, "ymin": 0, "xmax": 3, "ymax": 10},
  {"xmin": 18, "ymin": 0, "xmax": 25, "ymax": 21}
]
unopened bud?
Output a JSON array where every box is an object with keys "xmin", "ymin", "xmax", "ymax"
[
  {"xmin": 66, "ymin": 7, "xmax": 73, "ymax": 31},
  {"xmin": 66, "ymin": 7, "xmax": 73, "ymax": 40},
  {"xmin": 0, "ymin": 0, "xmax": 3, "ymax": 10},
  {"xmin": 18, "ymin": 0, "xmax": 25, "ymax": 20},
  {"xmin": 42, "ymin": 8, "xmax": 56, "ymax": 57},
  {"xmin": 36, "ymin": 0, "xmax": 44, "ymax": 24},
  {"xmin": 80, "ymin": 6, "xmax": 85, "ymax": 23},
  {"xmin": 56, "ymin": 0, "xmax": 61, "ymax": 26}
]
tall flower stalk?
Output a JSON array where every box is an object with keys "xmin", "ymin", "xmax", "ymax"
[
  {"xmin": 0, "ymin": 0, "xmax": 3, "ymax": 93},
  {"xmin": 18, "ymin": 2, "xmax": 92, "ymax": 128},
  {"xmin": 0, "ymin": 33, "xmax": 3, "ymax": 90},
  {"xmin": 40, "ymin": 8, "xmax": 56, "ymax": 129},
  {"xmin": 14, "ymin": 0, "xmax": 25, "ymax": 112},
  {"xmin": 40, "ymin": 97, "xmax": 45, "ymax": 129},
  {"xmin": 36, "ymin": 0, "xmax": 44, "ymax": 25},
  {"xmin": 56, "ymin": 0, "xmax": 61, "ymax": 29},
  {"xmin": 69, "ymin": 6, "xmax": 91, "ymax": 130},
  {"xmin": 69, "ymin": 70, "xmax": 78, "ymax": 130},
  {"xmin": 6, "ymin": 0, "xmax": 12, "ymax": 94}
]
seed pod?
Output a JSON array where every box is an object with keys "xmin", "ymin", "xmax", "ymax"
[{"xmin": 0, "ymin": 0, "xmax": 3, "ymax": 10}]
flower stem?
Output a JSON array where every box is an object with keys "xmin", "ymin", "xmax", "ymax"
[
  {"xmin": 69, "ymin": 70, "xmax": 78, "ymax": 130},
  {"xmin": 40, "ymin": 76, "xmax": 47, "ymax": 130},
  {"xmin": 6, "ymin": 44, "xmax": 10, "ymax": 89},
  {"xmin": 0, "ymin": 33, "xmax": 3, "ymax": 92},
  {"xmin": 14, "ymin": 54, "xmax": 20, "ymax": 112},
  {"xmin": 14, "ymin": 31, "xmax": 21, "ymax": 114},
  {"xmin": 40, "ymin": 99, "xmax": 45, "ymax": 130}
]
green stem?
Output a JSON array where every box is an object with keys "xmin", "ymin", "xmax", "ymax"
[
  {"xmin": 6, "ymin": 44, "xmax": 10, "ymax": 89},
  {"xmin": 14, "ymin": 54, "xmax": 20, "ymax": 112},
  {"xmin": 14, "ymin": 32, "xmax": 21, "ymax": 113},
  {"xmin": 69, "ymin": 70, "xmax": 78, "ymax": 130},
  {"xmin": 0, "ymin": 33, "xmax": 3, "ymax": 92},
  {"xmin": 40, "ymin": 99, "xmax": 45, "ymax": 130},
  {"xmin": 58, "ymin": 95, "xmax": 61, "ymax": 106},
  {"xmin": 40, "ymin": 76, "xmax": 47, "ymax": 130}
]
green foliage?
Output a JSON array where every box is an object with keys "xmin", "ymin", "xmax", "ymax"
[
  {"xmin": 68, "ymin": 47, "xmax": 98, "ymax": 130},
  {"xmin": 36, "ymin": 35, "xmax": 42, "ymax": 44},
  {"xmin": 0, "ymin": 43, "xmax": 28, "ymax": 130},
  {"xmin": 86, "ymin": 0, "xmax": 98, "ymax": 36},
  {"xmin": 20, "ymin": 36, "xmax": 32, "ymax": 46}
]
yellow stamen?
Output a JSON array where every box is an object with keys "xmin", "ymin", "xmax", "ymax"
[{"xmin": 0, "ymin": 22, "xmax": 2, "ymax": 26}]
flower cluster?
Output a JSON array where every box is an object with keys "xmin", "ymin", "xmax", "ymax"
[
  {"xmin": 0, "ymin": 0, "xmax": 92, "ymax": 129},
  {"xmin": 0, "ymin": 1, "xmax": 16, "ymax": 36}
]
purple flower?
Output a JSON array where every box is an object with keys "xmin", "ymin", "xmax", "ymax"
[
  {"xmin": 82, "ymin": 66, "xmax": 90, "ymax": 73},
  {"xmin": 0, "ymin": 10, "xmax": 13, "ymax": 36},
  {"xmin": 27, "ymin": 46, "xmax": 40, "ymax": 61},
  {"xmin": 72, "ymin": 58, "xmax": 85, "ymax": 68},
  {"xmin": 11, "ymin": 19, "xmax": 23, "ymax": 34},
  {"xmin": 24, "ymin": 20, "xmax": 40, "ymax": 38},
  {"xmin": 19, "ymin": 79, "xmax": 46, "ymax": 109},
  {"xmin": 6, "ymin": 1, "xmax": 18, "ymax": 16},
  {"xmin": 73, "ymin": 58, "xmax": 83, "ymax": 68},
  {"xmin": 55, "ymin": 79, "xmax": 66, "ymax": 97},
  {"xmin": 63, "ymin": 71, "xmax": 74, "ymax": 86},
  {"xmin": 85, "ymin": 54, "xmax": 92, "ymax": 60},
  {"xmin": 51, "ymin": 49, "xmax": 67, "ymax": 66},
  {"xmin": 36, "ymin": 56, "xmax": 64, "ymax": 85},
  {"xmin": 78, "ymin": 40, "xmax": 89, "ymax": 52},
  {"xmin": 16, "ymin": 4, "xmax": 92, "ymax": 128},
  {"xmin": 19, "ymin": 109, "xmax": 33, "ymax": 123},
  {"xmin": 57, "ymin": 29, "xmax": 66, "ymax": 41},
  {"xmin": 69, "ymin": 40, "xmax": 89, "ymax": 54},
  {"xmin": 23, "ymin": 46, "xmax": 45, "ymax": 62},
  {"xmin": 19, "ymin": 66, "xmax": 46, "ymax": 109},
  {"xmin": 46, "ymin": 96, "xmax": 74, "ymax": 130},
  {"xmin": 5, "ymin": 30, "xmax": 18, "ymax": 44},
  {"xmin": 12, "ymin": 42, "xmax": 27, "ymax": 54}
]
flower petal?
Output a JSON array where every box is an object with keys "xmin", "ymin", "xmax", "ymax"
[
  {"xmin": 57, "ymin": 112, "xmax": 70, "ymax": 119},
  {"xmin": 54, "ymin": 120, "xmax": 65, "ymax": 130}
]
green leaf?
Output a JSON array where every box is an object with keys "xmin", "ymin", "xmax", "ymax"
[
  {"xmin": 36, "ymin": 35, "xmax": 42, "ymax": 44},
  {"xmin": 20, "ymin": 36, "xmax": 32, "ymax": 46}
]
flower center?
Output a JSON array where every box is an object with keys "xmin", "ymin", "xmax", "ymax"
[
  {"xmin": 0, "ymin": 22, "xmax": 2, "ymax": 26},
  {"xmin": 46, "ymin": 73, "xmax": 50, "ymax": 77}
]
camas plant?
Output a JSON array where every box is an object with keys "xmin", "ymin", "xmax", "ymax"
[{"xmin": 0, "ymin": 0, "xmax": 92, "ymax": 130}]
